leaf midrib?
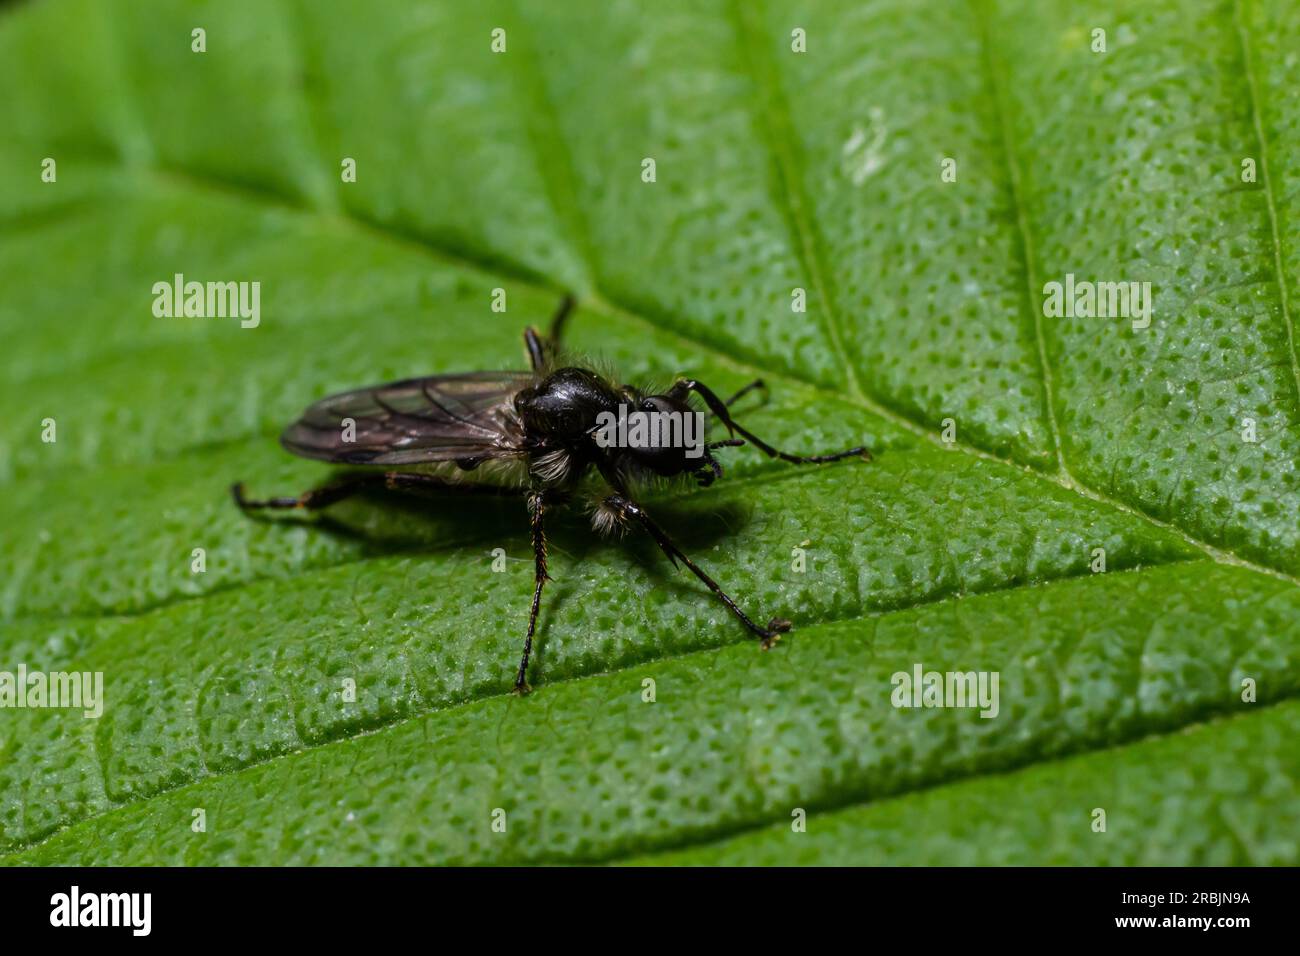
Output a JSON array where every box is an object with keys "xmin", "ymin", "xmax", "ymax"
[
  {"xmin": 1232, "ymin": 0, "xmax": 1300, "ymax": 406},
  {"xmin": 726, "ymin": 0, "xmax": 867, "ymax": 401},
  {"xmin": 976, "ymin": 0, "xmax": 1066, "ymax": 472}
]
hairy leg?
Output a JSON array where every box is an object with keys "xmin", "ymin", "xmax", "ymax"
[
  {"xmin": 514, "ymin": 491, "xmax": 553, "ymax": 694},
  {"xmin": 603, "ymin": 493, "xmax": 789, "ymax": 647}
]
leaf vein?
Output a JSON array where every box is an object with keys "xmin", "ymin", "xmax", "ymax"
[{"xmin": 1233, "ymin": 0, "xmax": 1300, "ymax": 405}]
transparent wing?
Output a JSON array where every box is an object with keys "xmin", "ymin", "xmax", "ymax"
[{"xmin": 279, "ymin": 371, "xmax": 534, "ymax": 466}]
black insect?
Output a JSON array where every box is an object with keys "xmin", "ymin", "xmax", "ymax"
[{"xmin": 233, "ymin": 295, "xmax": 869, "ymax": 693}]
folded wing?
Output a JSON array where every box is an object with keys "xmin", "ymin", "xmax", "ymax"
[{"xmin": 280, "ymin": 371, "xmax": 533, "ymax": 466}]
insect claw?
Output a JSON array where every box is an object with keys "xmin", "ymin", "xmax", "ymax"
[
  {"xmin": 231, "ymin": 482, "xmax": 249, "ymax": 508},
  {"xmin": 761, "ymin": 617, "xmax": 792, "ymax": 648},
  {"xmin": 512, "ymin": 680, "xmax": 532, "ymax": 696}
]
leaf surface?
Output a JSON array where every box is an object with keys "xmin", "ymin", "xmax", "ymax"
[{"xmin": 1, "ymin": 0, "xmax": 1298, "ymax": 864}]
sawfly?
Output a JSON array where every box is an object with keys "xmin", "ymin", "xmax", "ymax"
[{"xmin": 233, "ymin": 295, "xmax": 870, "ymax": 693}]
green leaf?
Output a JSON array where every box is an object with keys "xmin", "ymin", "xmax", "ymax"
[{"xmin": 1, "ymin": 0, "xmax": 1299, "ymax": 865}]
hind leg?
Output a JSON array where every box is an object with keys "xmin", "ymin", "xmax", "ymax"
[{"xmin": 232, "ymin": 472, "xmax": 519, "ymax": 511}]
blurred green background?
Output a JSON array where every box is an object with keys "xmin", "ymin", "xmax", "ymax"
[{"xmin": 2, "ymin": 0, "xmax": 1300, "ymax": 864}]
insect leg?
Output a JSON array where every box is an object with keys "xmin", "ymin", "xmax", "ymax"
[
  {"xmin": 603, "ymin": 493, "xmax": 790, "ymax": 648},
  {"xmin": 232, "ymin": 475, "xmax": 386, "ymax": 511},
  {"xmin": 724, "ymin": 378, "xmax": 767, "ymax": 407},
  {"xmin": 232, "ymin": 473, "xmax": 518, "ymax": 511},
  {"xmin": 514, "ymin": 491, "xmax": 553, "ymax": 694},
  {"xmin": 523, "ymin": 327, "xmax": 547, "ymax": 373},
  {"xmin": 668, "ymin": 379, "xmax": 870, "ymax": 464},
  {"xmin": 523, "ymin": 294, "xmax": 576, "ymax": 373},
  {"xmin": 547, "ymin": 293, "xmax": 575, "ymax": 347}
]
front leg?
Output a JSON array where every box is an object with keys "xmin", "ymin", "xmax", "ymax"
[
  {"xmin": 668, "ymin": 378, "xmax": 870, "ymax": 464},
  {"xmin": 602, "ymin": 494, "xmax": 790, "ymax": 647}
]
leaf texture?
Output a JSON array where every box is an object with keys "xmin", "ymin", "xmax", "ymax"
[{"xmin": 1, "ymin": 0, "xmax": 1298, "ymax": 864}]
